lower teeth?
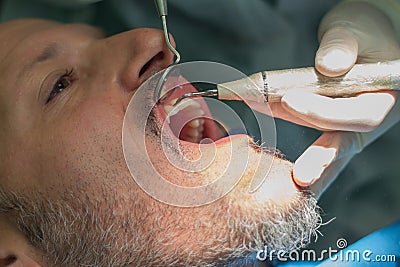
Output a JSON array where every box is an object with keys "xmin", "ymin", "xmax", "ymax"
[{"xmin": 163, "ymin": 98, "xmax": 206, "ymax": 143}]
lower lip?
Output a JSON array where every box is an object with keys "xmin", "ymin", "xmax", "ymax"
[{"xmin": 181, "ymin": 133, "xmax": 249, "ymax": 146}]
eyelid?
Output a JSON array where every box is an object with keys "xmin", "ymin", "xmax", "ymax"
[
  {"xmin": 46, "ymin": 69, "xmax": 74, "ymax": 104},
  {"xmin": 38, "ymin": 70, "xmax": 61, "ymax": 104},
  {"xmin": 38, "ymin": 68, "xmax": 74, "ymax": 106}
]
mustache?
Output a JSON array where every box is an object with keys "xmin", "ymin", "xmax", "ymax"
[
  {"xmin": 145, "ymin": 107, "xmax": 161, "ymax": 137},
  {"xmin": 145, "ymin": 106, "xmax": 184, "ymax": 157}
]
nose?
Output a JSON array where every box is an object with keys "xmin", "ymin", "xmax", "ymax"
[{"xmin": 90, "ymin": 28, "xmax": 176, "ymax": 92}]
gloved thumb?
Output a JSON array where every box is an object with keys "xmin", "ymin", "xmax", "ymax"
[
  {"xmin": 292, "ymin": 131, "xmax": 357, "ymax": 185},
  {"xmin": 315, "ymin": 27, "xmax": 358, "ymax": 77},
  {"xmin": 292, "ymin": 131, "xmax": 363, "ymax": 197}
]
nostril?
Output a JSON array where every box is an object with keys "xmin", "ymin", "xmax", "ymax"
[
  {"xmin": 139, "ymin": 52, "xmax": 165, "ymax": 77},
  {"xmin": 139, "ymin": 59, "xmax": 152, "ymax": 78},
  {"xmin": 1, "ymin": 255, "xmax": 17, "ymax": 265}
]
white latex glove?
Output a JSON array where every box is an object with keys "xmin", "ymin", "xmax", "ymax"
[
  {"xmin": 287, "ymin": 93, "xmax": 399, "ymax": 197},
  {"xmin": 247, "ymin": 1, "xmax": 400, "ymax": 197},
  {"xmin": 284, "ymin": 1, "xmax": 400, "ymax": 197}
]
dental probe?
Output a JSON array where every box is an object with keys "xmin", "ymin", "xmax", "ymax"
[
  {"xmin": 172, "ymin": 60, "xmax": 400, "ymax": 106},
  {"xmin": 154, "ymin": 0, "xmax": 180, "ymax": 64},
  {"xmin": 154, "ymin": 0, "xmax": 181, "ymax": 104}
]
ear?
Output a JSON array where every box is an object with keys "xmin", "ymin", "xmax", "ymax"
[{"xmin": 0, "ymin": 217, "xmax": 42, "ymax": 267}]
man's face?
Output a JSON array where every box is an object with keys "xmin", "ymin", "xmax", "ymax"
[{"xmin": 0, "ymin": 19, "xmax": 320, "ymax": 266}]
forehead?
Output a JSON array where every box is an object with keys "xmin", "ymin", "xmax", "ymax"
[
  {"xmin": 0, "ymin": 19, "xmax": 61, "ymax": 61},
  {"xmin": 0, "ymin": 19, "xmax": 104, "ymax": 66},
  {"xmin": 0, "ymin": 20, "xmax": 64, "ymax": 113}
]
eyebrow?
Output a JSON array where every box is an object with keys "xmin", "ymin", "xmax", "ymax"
[
  {"xmin": 13, "ymin": 42, "xmax": 63, "ymax": 103},
  {"xmin": 19, "ymin": 42, "xmax": 61, "ymax": 74},
  {"xmin": 34, "ymin": 43, "xmax": 60, "ymax": 63},
  {"xmin": 16, "ymin": 42, "xmax": 62, "ymax": 84}
]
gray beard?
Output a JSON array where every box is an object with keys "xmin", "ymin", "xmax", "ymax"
[{"xmin": 0, "ymin": 188, "xmax": 321, "ymax": 267}]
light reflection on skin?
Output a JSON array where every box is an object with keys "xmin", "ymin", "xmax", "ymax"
[{"xmin": 0, "ymin": 19, "xmax": 320, "ymax": 266}]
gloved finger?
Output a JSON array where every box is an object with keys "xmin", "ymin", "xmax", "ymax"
[
  {"xmin": 249, "ymin": 101, "xmax": 327, "ymax": 130},
  {"xmin": 281, "ymin": 91, "xmax": 396, "ymax": 132},
  {"xmin": 308, "ymin": 155, "xmax": 353, "ymax": 199},
  {"xmin": 315, "ymin": 27, "xmax": 358, "ymax": 77},
  {"xmin": 292, "ymin": 131, "xmax": 363, "ymax": 195},
  {"xmin": 293, "ymin": 93, "xmax": 400, "ymax": 194}
]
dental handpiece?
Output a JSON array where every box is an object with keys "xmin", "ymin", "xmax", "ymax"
[{"xmin": 173, "ymin": 60, "xmax": 400, "ymax": 106}]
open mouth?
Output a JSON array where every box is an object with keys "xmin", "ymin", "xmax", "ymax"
[{"xmin": 155, "ymin": 76, "xmax": 227, "ymax": 144}]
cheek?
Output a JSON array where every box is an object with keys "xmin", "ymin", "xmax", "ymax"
[{"xmin": 37, "ymin": 101, "xmax": 130, "ymax": 197}]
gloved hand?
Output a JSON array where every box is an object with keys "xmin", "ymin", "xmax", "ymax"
[
  {"xmin": 287, "ymin": 93, "xmax": 399, "ymax": 197},
  {"xmin": 284, "ymin": 1, "xmax": 400, "ymax": 197}
]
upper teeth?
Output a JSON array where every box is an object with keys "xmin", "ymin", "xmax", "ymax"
[{"xmin": 164, "ymin": 98, "xmax": 200, "ymax": 119}]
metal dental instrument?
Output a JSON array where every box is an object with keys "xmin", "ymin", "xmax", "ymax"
[
  {"xmin": 173, "ymin": 89, "xmax": 218, "ymax": 106},
  {"xmin": 173, "ymin": 60, "xmax": 400, "ymax": 106},
  {"xmin": 154, "ymin": 0, "xmax": 181, "ymax": 104},
  {"xmin": 175, "ymin": 90, "xmax": 218, "ymax": 104},
  {"xmin": 154, "ymin": 0, "xmax": 180, "ymax": 65}
]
